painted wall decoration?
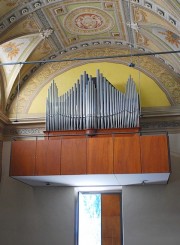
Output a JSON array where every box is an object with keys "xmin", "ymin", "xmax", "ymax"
[
  {"xmin": 64, "ymin": 7, "xmax": 114, "ymax": 35},
  {"xmin": 153, "ymin": 27, "xmax": 180, "ymax": 50},
  {"xmin": 75, "ymin": 13, "xmax": 103, "ymax": 30},
  {"xmin": 0, "ymin": 0, "xmax": 179, "ymax": 117},
  {"xmin": 158, "ymin": 30, "xmax": 180, "ymax": 48},
  {"xmin": 2, "ymin": 0, "xmax": 21, "ymax": 7},
  {"xmin": 0, "ymin": 0, "xmax": 18, "ymax": 16},
  {"xmin": 0, "ymin": 35, "xmax": 42, "ymax": 99},
  {"xmin": 0, "ymin": 39, "xmax": 25, "ymax": 81},
  {"xmin": 1, "ymin": 41, "xmax": 23, "ymax": 60}
]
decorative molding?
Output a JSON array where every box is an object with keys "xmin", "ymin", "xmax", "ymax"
[
  {"xmin": 140, "ymin": 119, "xmax": 180, "ymax": 132},
  {"xmin": 4, "ymin": 123, "xmax": 45, "ymax": 138},
  {"xmin": 2, "ymin": 118, "xmax": 180, "ymax": 138},
  {"xmin": 64, "ymin": 7, "xmax": 114, "ymax": 35},
  {"xmin": 35, "ymin": 9, "xmax": 62, "ymax": 50},
  {"xmin": 2, "ymin": 106, "xmax": 180, "ymax": 137},
  {"xmin": 0, "ymin": 0, "xmax": 177, "ymax": 34},
  {"xmin": 1, "ymin": 1, "xmax": 180, "ymax": 114},
  {"xmin": 39, "ymin": 28, "xmax": 54, "ymax": 39},
  {"xmin": 4, "ymin": 127, "xmax": 45, "ymax": 136},
  {"xmin": 141, "ymin": 105, "xmax": 180, "ymax": 117},
  {"xmin": 6, "ymin": 47, "xmax": 180, "ymax": 115},
  {"xmin": 131, "ymin": 0, "xmax": 179, "ymax": 28}
]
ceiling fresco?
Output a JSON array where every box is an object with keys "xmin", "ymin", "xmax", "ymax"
[
  {"xmin": 0, "ymin": 0, "xmax": 179, "ymax": 118},
  {"xmin": 0, "ymin": 35, "xmax": 42, "ymax": 98}
]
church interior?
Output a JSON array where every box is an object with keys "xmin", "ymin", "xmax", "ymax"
[{"xmin": 0, "ymin": 1, "xmax": 180, "ymax": 245}]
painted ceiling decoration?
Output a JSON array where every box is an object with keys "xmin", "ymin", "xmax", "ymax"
[
  {"xmin": 64, "ymin": 7, "xmax": 115, "ymax": 35},
  {"xmin": 153, "ymin": 28, "xmax": 180, "ymax": 50},
  {"xmin": 0, "ymin": 34, "xmax": 42, "ymax": 100},
  {"xmin": 0, "ymin": 0, "xmax": 179, "ymax": 120}
]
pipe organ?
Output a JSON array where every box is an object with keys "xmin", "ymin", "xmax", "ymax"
[
  {"xmin": 46, "ymin": 70, "xmax": 140, "ymax": 131},
  {"xmin": 11, "ymin": 72, "xmax": 170, "ymax": 187}
]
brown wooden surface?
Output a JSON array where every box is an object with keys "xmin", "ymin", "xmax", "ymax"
[
  {"xmin": 114, "ymin": 134, "xmax": 141, "ymax": 173},
  {"xmin": 35, "ymin": 140, "xmax": 61, "ymax": 175},
  {"xmin": 44, "ymin": 127, "xmax": 140, "ymax": 138},
  {"xmin": 140, "ymin": 135, "xmax": 170, "ymax": 173},
  {"xmin": 102, "ymin": 194, "xmax": 121, "ymax": 245},
  {"xmin": 61, "ymin": 136, "xmax": 86, "ymax": 175},
  {"xmin": 10, "ymin": 132, "xmax": 170, "ymax": 178},
  {"xmin": 87, "ymin": 136, "xmax": 113, "ymax": 174},
  {"xmin": 10, "ymin": 140, "xmax": 36, "ymax": 176},
  {"xmin": 44, "ymin": 130, "xmax": 86, "ymax": 139}
]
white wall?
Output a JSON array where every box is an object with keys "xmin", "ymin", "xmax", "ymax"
[
  {"xmin": 0, "ymin": 134, "xmax": 180, "ymax": 245},
  {"xmin": 0, "ymin": 142, "xmax": 75, "ymax": 245},
  {"xmin": 122, "ymin": 133, "xmax": 180, "ymax": 245}
]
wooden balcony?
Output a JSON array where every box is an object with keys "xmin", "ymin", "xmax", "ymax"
[{"xmin": 10, "ymin": 129, "xmax": 170, "ymax": 186}]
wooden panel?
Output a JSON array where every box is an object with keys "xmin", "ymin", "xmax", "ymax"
[
  {"xmin": 140, "ymin": 135, "xmax": 170, "ymax": 173},
  {"xmin": 10, "ymin": 140, "xmax": 36, "ymax": 176},
  {"xmin": 61, "ymin": 136, "xmax": 86, "ymax": 175},
  {"xmin": 102, "ymin": 217, "xmax": 121, "ymax": 243},
  {"xmin": 102, "ymin": 194, "xmax": 121, "ymax": 245},
  {"xmin": 44, "ymin": 130, "xmax": 86, "ymax": 140},
  {"xmin": 114, "ymin": 134, "xmax": 141, "ymax": 173},
  {"xmin": 35, "ymin": 140, "xmax": 61, "ymax": 175},
  {"xmin": 102, "ymin": 237, "xmax": 120, "ymax": 245},
  {"xmin": 87, "ymin": 136, "xmax": 113, "ymax": 174}
]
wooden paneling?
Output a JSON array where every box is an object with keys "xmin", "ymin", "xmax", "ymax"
[
  {"xmin": 44, "ymin": 130, "xmax": 86, "ymax": 140},
  {"xmin": 114, "ymin": 134, "xmax": 141, "ymax": 173},
  {"xmin": 102, "ymin": 194, "xmax": 121, "ymax": 245},
  {"xmin": 61, "ymin": 136, "xmax": 86, "ymax": 175},
  {"xmin": 10, "ymin": 131, "xmax": 170, "ymax": 178},
  {"xmin": 35, "ymin": 140, "xmax": 61, "ymax": 175},
  {"xmin": 10, "ymin": 140, "xmax": 36, "ymax": 176},
  {"xmin": 102, "ymin": 194, "xmax": 121, "ymax": 216},
  {"xmin": 140, "ymin": 135, "xmax": 170, "ymax": 173},
  {"xmin": 87, "ymin": 136, "xmax": 113, "ymax": 174}
]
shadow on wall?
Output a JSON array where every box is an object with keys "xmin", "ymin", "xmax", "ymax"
[{"xmin": 0, "ymin": 141, "xmax": 2, "ymax": 182}]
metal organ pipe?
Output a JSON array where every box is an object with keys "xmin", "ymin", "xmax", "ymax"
[{"xmin": 46, "ymin": 70, "xmax": 140, "ymax": 131}]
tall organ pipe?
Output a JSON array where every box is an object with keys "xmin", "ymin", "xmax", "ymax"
[{"xmin": 46, "ymin": 70, "xmax": 140, "ymax": 131}]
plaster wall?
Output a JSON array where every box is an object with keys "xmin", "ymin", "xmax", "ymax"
[
  {"xmin": 122, "ymin": 133, "xmax": 180, "ymax": 245},
  {"xmin": 0, "ymin": 133, "xmax": 180, "ymax": 245},
  {"xmin": 0, "ymin": 142, "xmax": 75, "ymax": 245}
]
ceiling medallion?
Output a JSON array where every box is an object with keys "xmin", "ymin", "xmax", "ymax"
[
  {"xmin": 75, "ymin": 14, "xmax": 103, "ymax": 30},
  {"xmin": 64, "ymin": 7, "xmax": 114, "ymax": 35}
]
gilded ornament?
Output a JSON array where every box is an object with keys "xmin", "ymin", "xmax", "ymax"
[{"xmin": 64, "ymin": 7, "xmax": 114, "ymax": 35}]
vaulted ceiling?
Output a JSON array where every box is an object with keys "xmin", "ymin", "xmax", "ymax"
[{"xmin": 0, "ymin": 0, "xmax": 179, "ymax": 120}]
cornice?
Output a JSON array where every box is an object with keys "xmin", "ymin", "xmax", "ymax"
[
  {"xmin": 141, "ymin": 105, "xmax": 180, "ymax": 117},
  {"xmin": 1, "ymin": 106, "xmax": 180, "ymax": 139}
]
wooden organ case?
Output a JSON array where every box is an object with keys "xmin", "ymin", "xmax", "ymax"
[{"xmin": 10, "ymin": 71, "xmax": 170, "ymax": 186}]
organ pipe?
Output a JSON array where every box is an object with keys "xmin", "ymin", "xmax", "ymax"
[{"xmin": 46, "ymin": 70, "xmax": 140, "ymax": 131}]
